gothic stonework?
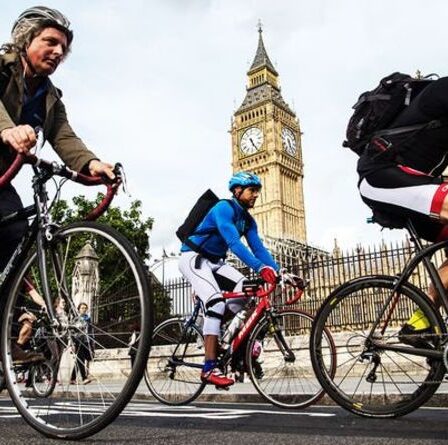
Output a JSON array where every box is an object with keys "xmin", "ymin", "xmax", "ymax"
[{"xmin": 230, "ymin": 26, "xmax": 306, "ymax": 242}]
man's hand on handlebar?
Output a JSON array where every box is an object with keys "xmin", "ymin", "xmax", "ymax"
[
  {"xmin": 259, "ymin": 266, "xmax": 278, "ymax": 285},
  {"xmin": 88, "ymin": 159, "xmax": 115, "ymax": 180},
  {"xmin": 0, "ymin": 125, "xmax": 37, "ymax": 154}
]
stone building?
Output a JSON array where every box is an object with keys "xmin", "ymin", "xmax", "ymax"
[{"xmin": 230, "ymin": 25, "xmax": 306, "ymax": 243}]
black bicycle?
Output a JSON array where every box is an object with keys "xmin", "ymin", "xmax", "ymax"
[
  {"xmin": 311, "ymin": 211, "xmax": 448, "ymax": 418},
  {"xmin": 0, "ymin": 144, "xmax": 153, "ymax": 439}
]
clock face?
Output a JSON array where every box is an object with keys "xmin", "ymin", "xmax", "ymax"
[
  {"xmin": 240, "ymin": 127, "xmax": 263, "ymax": 155},
  {"xmin": 282, "ymin": 127, "xmax": 297, "ymax": 156}
]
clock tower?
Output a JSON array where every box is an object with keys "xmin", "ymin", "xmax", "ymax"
[{"xmin": 230, "ymin": 25, "xmax": 307, "ymax": 242}]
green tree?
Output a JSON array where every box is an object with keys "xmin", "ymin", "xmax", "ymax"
[
  {"xmin": 51, "ymin": 193, "xmax": 171, "ymax": 322},
  {"xmin": 52, "ymin": 194, "xmax": 153, "ymax": 259}
]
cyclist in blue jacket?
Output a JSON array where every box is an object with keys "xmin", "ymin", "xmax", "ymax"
[{"xmin": 178, "ymin": 172, "xmax": 279, "ymax": 388}]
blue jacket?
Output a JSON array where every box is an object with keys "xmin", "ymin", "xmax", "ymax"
[{"xmin": 181, "ymin": 198, "xmax": 278, "ymax": 272}]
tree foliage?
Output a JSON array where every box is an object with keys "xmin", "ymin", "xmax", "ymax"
[
  {"xmin": 51, "ymin": 194, "xmax": 171, "ymax": 322},
  {"xmin": 51, "ymin": 194, "xmax": 153, "ymax": 259}
]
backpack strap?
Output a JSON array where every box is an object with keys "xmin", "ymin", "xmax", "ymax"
[
  {"xmin": 373, "ymin": 119, "xmax": 444, "ymax": 138},
  {"xmin": 226, "ymin": 199, "xmax": 252, "ymax": 236},
  {"xmin": 184, "ymin": 199, "xmax": 252, "ymax": 263}
]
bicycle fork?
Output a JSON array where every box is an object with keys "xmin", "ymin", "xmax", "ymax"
[{"xmin": 266, "ymin": 313, "xmax": 295, "ymax": 362}]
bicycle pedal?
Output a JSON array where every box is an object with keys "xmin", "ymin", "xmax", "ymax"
[{"xmin": 215, "ymin": 385, "xmax": 230, "ymax": 391}]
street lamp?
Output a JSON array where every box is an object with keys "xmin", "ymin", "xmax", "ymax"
[{"xmin": 149, "ymin": 250, "xmax": 180, "ymax": 288}]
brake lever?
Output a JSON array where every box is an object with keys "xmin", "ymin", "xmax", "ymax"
[{"xmin": 112, "ymin": 163, "xmax": 130, "ymax": 196}]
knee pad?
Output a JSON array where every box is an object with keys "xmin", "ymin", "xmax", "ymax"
[
  {"xmin": 202, "ymin": 295, "xmax": 225, "ymax": 336},
  {"xmin": 204, "ymin": 295, "xmax": 225, "ymax": 321}
]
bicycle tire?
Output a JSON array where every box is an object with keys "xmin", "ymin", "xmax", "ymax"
[
  {"xmin": 145, "ymin": 317, "xmax": 206, "ymax": 405},
  {"xmin": 30, "ymin": 360, "xmax": 57, "ymax": 398},
  {"xmin": 2, "ymin": 221, "xmax": 153, "ymax": 439},
  {"xmin": 311, "ymin": 275, "xmax": 446, "ymax": 418},
  {"xmin": 246, "ymin": 309, "xmax": 336, "ymax": 409}
]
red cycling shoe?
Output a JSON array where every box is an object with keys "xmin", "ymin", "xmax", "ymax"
[{"xmin": 201, "ymin": 368, "xmax": 234, "ymax": 388}]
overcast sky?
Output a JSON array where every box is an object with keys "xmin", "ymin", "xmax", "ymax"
[{"xmin": 3, "ymin": 0, "xmax": 448, "ymax": 269}]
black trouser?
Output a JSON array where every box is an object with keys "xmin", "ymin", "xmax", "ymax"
[
  {"xmin": 0, "ymin": 184, "xmax": 27, "ymax": 273},
  {"xmin": 71, "ymin": 344, "xmax": 91, "ymax": 381}
]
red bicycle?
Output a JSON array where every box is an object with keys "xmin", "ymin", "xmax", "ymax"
[{"xmin": 145, "ymin": 270, "xmax": 336, "ymax": 408}]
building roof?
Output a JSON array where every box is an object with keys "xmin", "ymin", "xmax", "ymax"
[
  {"xmin": 248, "ymin": 26, "xmax": 278, "ymax": 76},
  {"xmin": 236, "ymin": 25, "xmax": 294, "ymax": 115},
  {"xmin": 237, "ymin": 82, "xmax": 294, "ymax": 115}
]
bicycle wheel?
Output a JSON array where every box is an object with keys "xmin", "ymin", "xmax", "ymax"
[
  {"xmin": 246, "ymin": 309, "xmax": 336, "ymax": 409},
  {"xmin": 2, "ymin": 221, "xmax": 153, "ymax": 439},
  {"xmin": 311, "ymin": 275, "xmax": 446, "ymax": 418},
  {"xmin": 30, "ymin": 360, "xmax": 57, "ymax": 398},
  {"xmin": 145, "ymin": 317, "xmax": 206, "ymax": 405}
]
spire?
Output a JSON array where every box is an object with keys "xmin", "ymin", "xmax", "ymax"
[
  {"xmin": 248, "ymin": 21, "xmax": 278, "ymax": 76},
  {"xmin": 236, "ymin": 23, "xmax": 293, "ymax": 115}
]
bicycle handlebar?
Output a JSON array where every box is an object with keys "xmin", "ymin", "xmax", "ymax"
[
  {"xmin": 284, "ymin": 288, "xmax": 304, "ymax": 305},
  {"xmin": 224, "ymin": 274, "xmax": 306, "ymax": 305},
  {"xmin": 0, "ymin": 153, "xmax": 121, "ymax": 221}
]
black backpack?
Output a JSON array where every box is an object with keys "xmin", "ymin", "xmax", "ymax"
[
  {"xmin": 176, "ymin": 189, "xmax": 252, "ymax": 262},
  {"xmin": 343, "ymin": 72, "xmax": 442, "ymax": 155},
  {"xmin": 176, "ymin": 189, "xmax": 220, "ymax": 243}
]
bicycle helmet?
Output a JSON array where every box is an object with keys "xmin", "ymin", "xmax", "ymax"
[
  {"xmin": 228, "ymin": 172, "xmax": 262, "ymax": 191},
  {"xmin": 12, "ymin": 6, "xmax": 73, "ymax": 47}
]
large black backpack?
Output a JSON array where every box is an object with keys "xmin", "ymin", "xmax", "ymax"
[{"xmin": 343, "ymin": 72, "xmax": 442, "ymax": 155}]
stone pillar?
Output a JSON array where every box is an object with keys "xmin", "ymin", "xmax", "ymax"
[{"xmin": 71, "ymin": 242, "xmax": 99, "ymax": 320}]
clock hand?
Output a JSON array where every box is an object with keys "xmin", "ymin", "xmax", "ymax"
[{"xmin": 249, "ymin": 138, "xmax": 257, "ymax": 150}]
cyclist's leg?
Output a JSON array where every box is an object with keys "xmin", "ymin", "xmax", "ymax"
[
  {"xmin": 0, "ymin": 184, "xmax": 27, "ymax": 272},
  {"xmin": 0, "ymin": 185, "xmax": 39, "ymax": 363},
  {"xmin": 178, "ymin": 252, "xmax": 234, "ymax": 387}
]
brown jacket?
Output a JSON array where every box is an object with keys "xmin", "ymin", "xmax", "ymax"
[{"xmin": 0, "ymin": 51, "xmax": 97, "ymax": 174}]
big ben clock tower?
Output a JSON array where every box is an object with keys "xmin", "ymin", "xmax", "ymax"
[{"xmin": 231, "ymin": 25, "xmax": 307, "ymax": 242}]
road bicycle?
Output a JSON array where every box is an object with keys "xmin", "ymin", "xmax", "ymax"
[
  {"xmin": 310, "ymin": 210, "xmax": 448, "ymax": 418},
  {"xmin": 145, "ymin": 271, "xmax": 336, "ymax": 408},
  {"xmin": 0, "ymin": 143, "xmax": 153, "ymax": 439}
]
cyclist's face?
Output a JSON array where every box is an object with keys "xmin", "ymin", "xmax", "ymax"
[
  {"xmin": 237, "ymin": 186, "xmax": 260, "ymax": 208},
  {"xmin": 25, "ymin": 27, "xmax": 68, "ymax": 76},
  {"xmin": 79, "ymin": 304, "xmax": 88, "ymax": 315}
]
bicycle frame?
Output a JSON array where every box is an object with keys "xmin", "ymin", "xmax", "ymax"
[
  {"xmin": 220, "ymin": 282, "xmax": 303, "ymax": 366},
  {"xmin": 224, "ymin": 286, "xmax": 274, "ymax": 354},
  {"xmin": 367, "ymin": 218, "xmax": 448, "ymax": 360},
  {"xmin": 171, "ymin": 280, "xmax": 304, "ymax": 370}
]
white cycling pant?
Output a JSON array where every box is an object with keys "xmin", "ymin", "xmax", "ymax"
[{"xmin": 178, "ymin": 251, "xmax": 247, "ymax": 336}]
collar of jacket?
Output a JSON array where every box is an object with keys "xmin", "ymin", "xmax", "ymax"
[{"xmin": 3, "ymin": 51, "xmax": 63, "ymax": 121}]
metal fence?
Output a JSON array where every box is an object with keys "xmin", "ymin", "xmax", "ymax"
[{"xmin": 163, "ymin": 237, "xmax": 444, "ymax": 320}]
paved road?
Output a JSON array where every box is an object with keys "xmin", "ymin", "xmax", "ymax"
[{"xmin": 0, "ymin": 399, "xmax": 447, "ymax": 444}]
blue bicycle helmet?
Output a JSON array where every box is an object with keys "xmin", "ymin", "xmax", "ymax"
[{"xmin": 228, "ymin": 172, "xmax": 262, "ymax": 191}]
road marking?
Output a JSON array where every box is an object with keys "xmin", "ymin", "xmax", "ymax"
[{"xmin": 0, "ymin": 400, "xmax": 335, "ymax": 420}]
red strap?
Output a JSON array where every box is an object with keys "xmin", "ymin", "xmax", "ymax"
[
  {"xmin": 398, "ymin": 165, "xmax": 430, "ymax": 176},
  {"xmin": 430, "ymin": 183, "xmax": 448, "ymax": 215}
]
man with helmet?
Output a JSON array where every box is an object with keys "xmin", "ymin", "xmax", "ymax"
[
  {"xmin": 178, "ymin": 172, "xmax": 279, "ymax": 388},
  {"xmin": 0, "ymin": 7, "xmax": 114, "ymax": 363}
]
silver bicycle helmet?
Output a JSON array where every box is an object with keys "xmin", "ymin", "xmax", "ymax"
[{"xmin": 12, "ymin": 6, "xmax": 73, "ymax": 45}]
